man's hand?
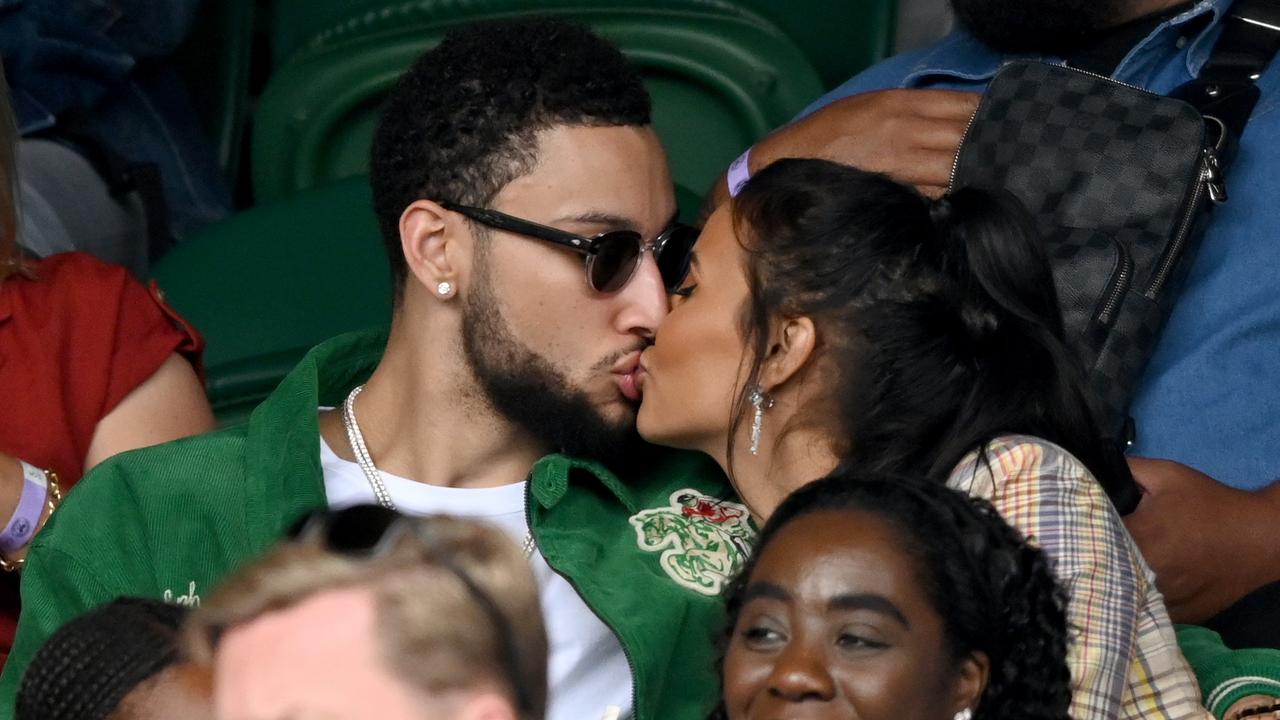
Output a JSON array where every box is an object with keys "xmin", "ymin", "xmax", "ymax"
[
  {"xmin": 1225, "ymin": 696, "xmax": 1280, "ymax": 720},
  {"xmin": 1123, "ymin": 457, "xmax": 1280, "ymax": 623},
  {"xmin": 701, "ymin": 88, "xmax": 981, "ymax": 221},
  {"xmin": 754, "ymin": 88, "xmax": 980, "ymax": 196}
]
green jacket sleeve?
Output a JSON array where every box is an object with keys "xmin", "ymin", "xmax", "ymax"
[
  {"xmin": 0, "ymin": 459, "xmax": 158, "ymax": 719},
  {"xmin": 1179, "ymin": 624, "xmax": 1280, "ymax": 719}
]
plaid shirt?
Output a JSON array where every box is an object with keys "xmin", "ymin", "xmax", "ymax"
[{"xmin": 948, "ymin": 436, "xmax": 1210, "ymax": 720}]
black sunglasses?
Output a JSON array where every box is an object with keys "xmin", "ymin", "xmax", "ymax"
[
  {"xmin": 288, "ymin": 505, "xmax": 534, "ymax": 717},
  {"xmin": 442, "ymin": 202, "xmax": 698, "ymax": 294}
]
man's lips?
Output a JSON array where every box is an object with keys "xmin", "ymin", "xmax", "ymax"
[{"xmin": 613, "ymin": 351, "xmax": 647, "ymax": 402}]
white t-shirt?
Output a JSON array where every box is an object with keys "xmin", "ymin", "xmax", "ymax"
[{"xmin": 320, "ymin": 438, "xmax": 634, "ymax": 720}]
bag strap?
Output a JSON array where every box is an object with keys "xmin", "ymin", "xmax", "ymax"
[
  {"xmin": 1176, "ymin": 0, "xmax": 1280, "ymax": 163},
  {"xmin": 1113, "ymin": 3, "xmax": 1278, "ymax": 514}
]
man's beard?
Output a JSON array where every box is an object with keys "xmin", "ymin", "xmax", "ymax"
[
  {"xmin": 461, "ymin": 267, "xmax": 645, "ymax": 468},
  {"xmin": 949, "ymin": 0, "xmax": 1127, "ymax": 54}
]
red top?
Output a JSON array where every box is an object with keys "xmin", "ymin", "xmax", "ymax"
[{"xmin": 0, "ymin": 252, "xmax": 204, "ymax": 664}]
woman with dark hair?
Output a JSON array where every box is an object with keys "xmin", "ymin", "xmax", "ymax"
[
  {"xmin": 636, "ymin": 158, "xmax": 1209, "ymax": 718},
  {"xmin": 717, "ymin": 471, "xmax": 1072, "ymax": 720}
]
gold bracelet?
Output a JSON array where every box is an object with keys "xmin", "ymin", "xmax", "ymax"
[{"xmin": 0, "ymin": 469, "xmax": 63, "ymax": 573}]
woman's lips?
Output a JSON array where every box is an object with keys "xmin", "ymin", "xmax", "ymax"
[{"xmin": 615, "ymin": 368, "xmax": 645, "ymax": 401}]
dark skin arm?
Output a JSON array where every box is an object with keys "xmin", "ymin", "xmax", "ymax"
[
  {"xmin": 702, "ymin": 88, "xmax": 981, "ymax": 222},
  {"xmin": 1124, "ymin": 458, "xmax": 1280, "ymax": 623}
]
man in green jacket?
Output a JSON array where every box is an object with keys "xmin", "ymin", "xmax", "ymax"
[{"xmin": 0, "ymin": 18, "xmax": 748, "ymax": 720}]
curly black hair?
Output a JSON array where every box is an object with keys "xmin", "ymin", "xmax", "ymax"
[
  {"xmin": 715, "ymin": 471, "xmax": 1073, "ymax": 720},
  {"xmin": 369, "ymin": 17, "xmax": 652, "ymax": 301}
]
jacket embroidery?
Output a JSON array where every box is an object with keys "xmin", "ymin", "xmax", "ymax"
[
  {"xmin": 629, "ymin": 489, "xmax": 755, "ymax": 596},
  {"xmin": 163, "ymin": 580, "xmax": 202, "ymax": 607}
]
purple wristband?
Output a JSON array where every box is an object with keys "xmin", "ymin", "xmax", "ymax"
[
  {"xmin": 0, "ymin": 462, "xmax": 48, "ymax": 554},
  {"xmin": 727, "ymin": 147, "xmax": 752, "ymax": 197}
]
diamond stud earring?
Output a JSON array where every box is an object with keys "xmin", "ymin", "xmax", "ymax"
[{"xmin": 437, "ymin": 281, "xmax": 453, "ymax": 297}]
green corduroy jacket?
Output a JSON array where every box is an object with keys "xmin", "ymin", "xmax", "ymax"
[{"xmin": 0, "ymin": 329, "xmax": 750, "ymax": 720}]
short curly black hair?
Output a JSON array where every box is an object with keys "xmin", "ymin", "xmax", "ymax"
[
  {"xmin": 370, "ymin": 17, "xmax": 652, "ymax": 301},
  {"xmin": 715, "ymin": 472, "xmax": 1073, "ymax": 720}
]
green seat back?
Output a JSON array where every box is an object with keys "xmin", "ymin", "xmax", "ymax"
[
  {"xmin": 251, "ymin": 4, "xmax": 824, "ymax": 202},
  {"xmin": 172, "ymin": 0, "xmax": 256, "ymax": 179},
  {"xmin": 732, "ymin": 0, "xmax": 896, "ymax": 89},
  {"xmin": 269, "ymin": 0, "xmax": 894, "ymax": 90},
  {"xmin": 270, "ymin": 0, "xmax": 754, "ymax": 67},
  {"xmin": 150, "ymin": 176, "xmax": 391, "ymax": 424}
]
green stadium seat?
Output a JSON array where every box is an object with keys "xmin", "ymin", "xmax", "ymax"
[
  {"xmin": 150, "ymin": 176, "xmax": 391, "ymax": 424},
  {"xmin": 251, "ymin": 3, "xmax": 825, "ymax": 202},
  {"xmin": 268, "ymin": 0, "xmax": 895, "ymax": 90},
  {"xmin": 731, "ymin": 0, "xmax": 896, "ymax": 89}
]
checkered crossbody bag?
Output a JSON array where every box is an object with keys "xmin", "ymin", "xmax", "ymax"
[{"xmin": 951, "ymin": 1, "xmax": 1279, "ymax": 512}]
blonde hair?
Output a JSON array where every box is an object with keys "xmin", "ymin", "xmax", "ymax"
[
  {"xmin": 184, "ymin": 515, "xmax": 548, "ymax": 719},
  {"xmin": 0, "ymin": 60, "xmax": 27, "ymax": 282}
]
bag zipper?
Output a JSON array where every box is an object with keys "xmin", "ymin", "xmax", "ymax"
[
  {"xmin": 948, "ymin": 103, "xmax": 981, "ymax": 189},
  {"xmin": 1096, "ymin": 240, "xmax": 1133, "ymax": 327},
  {"xmin": 1147, "ymin": 120, "xmax": 1227, "ymax": 299},
  {"xmin": 524, "ymin": 488, "xmax": 641, "ymax": 720}
]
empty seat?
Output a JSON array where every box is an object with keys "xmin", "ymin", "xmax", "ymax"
[{"xmin": 251, "ymin": 2, "xmax": 825, "ymax": 202}]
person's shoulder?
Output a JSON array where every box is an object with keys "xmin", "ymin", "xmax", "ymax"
[
  {"xmin": 984, "ymin": 433, "xmax": 1078, "ymax": 464},
  {"xmin": 67, "ymin": 424, "xmax": 251, "ymax": 511},
  {"xmin": 15, "ymin": 252, "xmax": 143, "ymax": 329},
  {"xmin": 981, "ymin": 434, "xmax": 1096, "ymax": 486},
  {"xmin": 30, "ymin": 251, "xmax": 131, "ymax": 294},
  {"xmin": 800, "ymin": 31, "xmax": 992, "ymax": 116}
]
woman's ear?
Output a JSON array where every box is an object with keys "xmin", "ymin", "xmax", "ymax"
[
  {"xmin": 949, "ymin": 651, "xmax": 989, "ymax": 719},
  {"xmin": 758, "ymin": 316, "xmax": 817, "ymax": 393},
  {"xmin": 400, "ymin": 199, "xmax": 464, "ymax": 297}
]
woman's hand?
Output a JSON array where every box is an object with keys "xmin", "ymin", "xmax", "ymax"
[{"xmin": 1226, "ymin": 695, "xmax": 1280, "ymax": 720}]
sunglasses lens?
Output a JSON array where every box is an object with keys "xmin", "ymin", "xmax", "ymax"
[
  {"xmin": 324, "ymin": 505, "xmax": 400, "ymax": 553},
  {"xmin": 657, "ymin": 225, "xmax": 698, "ymax": 292},
  {"xmin": 590, "ymin": 231, "xmax": 643, "ymax": 293}
]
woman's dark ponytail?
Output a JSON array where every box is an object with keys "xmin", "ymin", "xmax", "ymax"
[{"xmin": 730, "ymin": 159, "xmax": 1129, "ymax": 506}]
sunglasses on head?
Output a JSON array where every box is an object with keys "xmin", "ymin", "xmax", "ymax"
[
  {"xmin": 289, "ymin": 505, "xmax": 534, "ymax": 717},
  {"xmin": 441, "ymin": 202, "xmax": 698, "ymax": 294}
]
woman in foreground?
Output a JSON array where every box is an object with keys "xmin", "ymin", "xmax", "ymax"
[{"xmin": 716, "ymin": 471, "xmax": 1071, "ymax": 720}]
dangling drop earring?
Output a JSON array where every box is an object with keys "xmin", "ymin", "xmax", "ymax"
[{"xmin": 748, "ymin": 386, "xmax": 774, "ymax": 456}]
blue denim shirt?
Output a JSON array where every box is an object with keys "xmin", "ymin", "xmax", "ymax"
[{"xmin": 805, "ymin": 0, "xmax": 1280, "ymax": 490}]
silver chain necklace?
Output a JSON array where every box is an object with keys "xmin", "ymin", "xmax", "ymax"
[
  {"xmin": 342, "ymin": 385, "xmax": 396, "ymax": 510},
  {"xmin": 340, "ymin": 385, "xmax": 536, "ymax": 557}
]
